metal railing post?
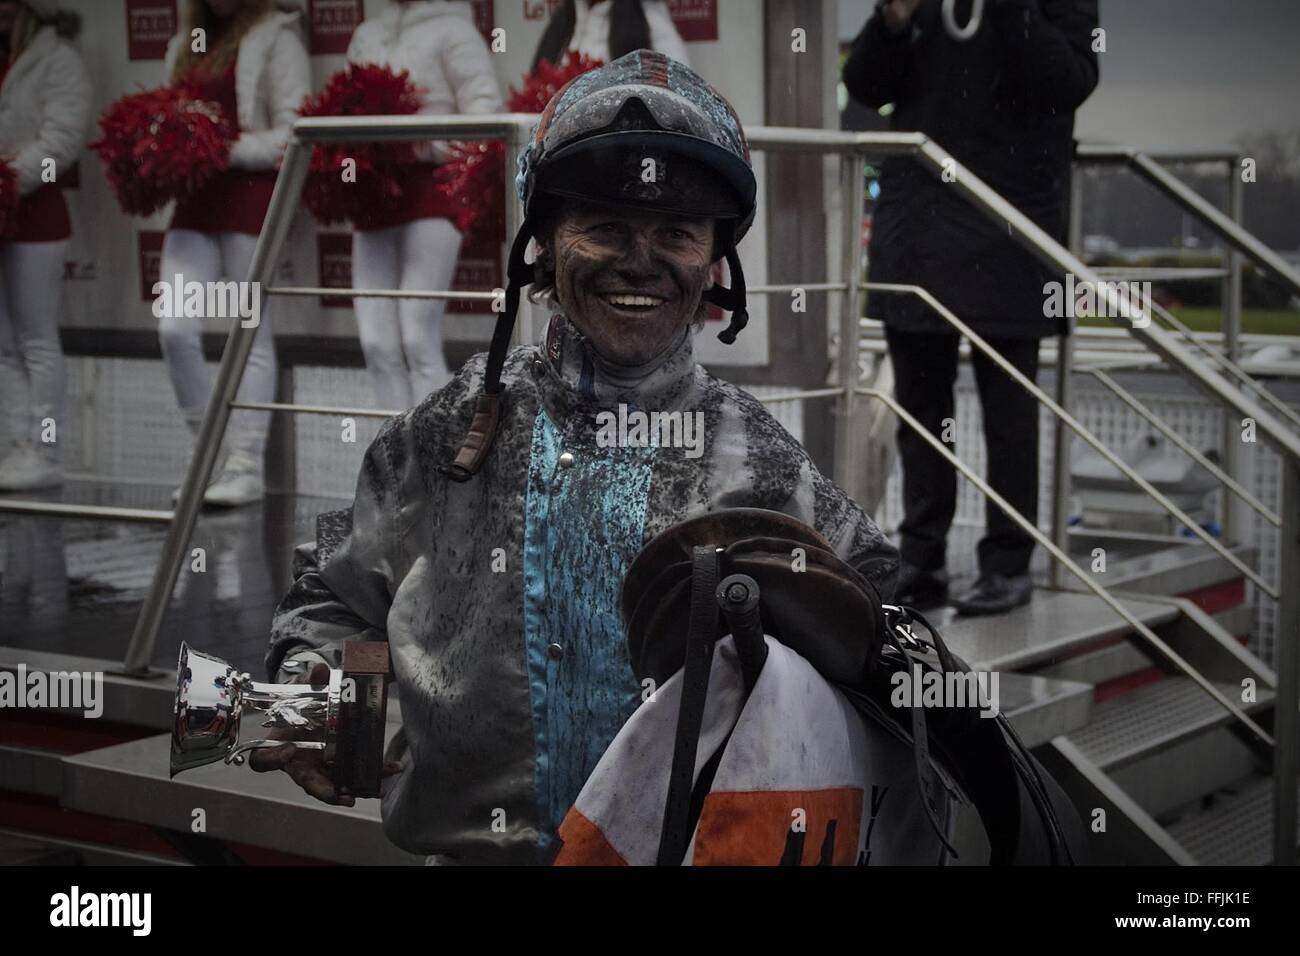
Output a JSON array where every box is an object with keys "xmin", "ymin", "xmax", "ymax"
[
  {"xmin": 1274, "ymin": 459, "xmax": 1300, "ymax": 864},
  {"xmin": 1221, "ymin": 159, "xmax": 1246, "ymax": 544},
  {"xmin": 834, "ymin": 149, "xmax": 866, "ymax": 504},
  {"xmin": 122, "ymin": 137, "xmax": 313, "ymax": 675},
  {"xmin": 1051, "ymin": 163, "xmax": 1084, "ymax": 587},
  {"xmin": 1050, "ymin": 329, "xmax": 1074, "ymax": 589}
]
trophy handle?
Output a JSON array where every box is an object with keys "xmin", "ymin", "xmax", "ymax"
[{"xmin": 224, "ymin": 739, "xmax": 327, "ymax": 766}]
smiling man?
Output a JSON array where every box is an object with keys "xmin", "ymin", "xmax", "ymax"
[{"xmin": 255, "ymin": 51, "xmax": 899, "ymax": 864}]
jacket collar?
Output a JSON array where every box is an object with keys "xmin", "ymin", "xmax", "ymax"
[{"xmin": 536, "ymin": 313, "xmax": 698, "ymax": 422}]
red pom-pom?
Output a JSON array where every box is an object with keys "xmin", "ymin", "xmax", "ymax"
[
  {"xmin": 437, "ymin": 53, "xmax": 604, "ymax": 246},
  {"xmin": 298, "ymin": 63, "xmax": 426, "ymax": 226},
  {"xmin": 0, "ymin": 161, "xmax": 18, "ymax": 239},
  {"xmin": 92, "ymin": 86, "xmax": 234, "ymax": 217},
  {"xmin": 507, "ymin": 52, "xmax": 605, "ymax": 114}
]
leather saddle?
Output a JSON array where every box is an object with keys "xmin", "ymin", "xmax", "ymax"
[{"xmin": 621, "ymin": 508, "xmax": 887, "ymax": 692}]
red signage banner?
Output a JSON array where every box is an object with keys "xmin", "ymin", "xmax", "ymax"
[
  {"xmin": 317, "ymin": 232, "xmax": 355, "ymax": 309},
  {"xmin": 451, "ymin": 236, "xmax": 503, "ymax": 315},
  {"xmin": 308, "ymin": 0, "xmax": 363, "ymax": 56},
  {"xmin": 471, "ymin": 0, "xmax": 495, "ymax": 41},
  {"xmin": 138, "ymin": 230, "xmax": 165, "ymax": 302},
  {"xmin": 126, "ymin": 0, "xmax": 178, "ymax": 61},
  {"xmin": 522, "ymin": 0, "xmax": 566, "ymax": 23},
  {"xmin": 666, "ymin": 0, "xmax": 718, "ymax": 43}
]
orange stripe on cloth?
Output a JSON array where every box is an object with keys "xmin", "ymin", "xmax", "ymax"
[
  {"xmin": 692, "ymin": 788, "xmax": 863, "ymax": 866},
  {"xmin": 553, "ymin": 808, "xmax": 629, "ymax": 866}
]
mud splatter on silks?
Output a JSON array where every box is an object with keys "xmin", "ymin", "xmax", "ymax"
[{"xmin": 267, "ymin": 315, "xmax": 899, "ymax": 864}]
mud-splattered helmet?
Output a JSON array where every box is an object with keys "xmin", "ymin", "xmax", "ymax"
[{"xmin": 445, "ymin": 50, "xmax": 758, "ymax": 482}]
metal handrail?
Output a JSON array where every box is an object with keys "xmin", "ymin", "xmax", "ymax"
[
  {"xmin": 1090, "ymin": 266, "xmax": 1231, "ymax": 281},
  {"xmin": 1074, "ymin": 145, "xmax": 1300, "ymax": 433},
  {"xmin": 1077, "ymin": 146, "xmax": 1300, "ymax": 300},
  {"xmin": 865, "ymin": 282, "xmax": 1277, "ymax": 598},
  {"xmin": 0, "ymin": 501, "xmax": 173, "ymax": 521},
  {"xmin": 1147, "ymin": 297, "xmax": 1300, "ymax": 432},
  {"xmin": 859, "ymin": 385, "xmax": 1273, "ymax": 749},
  {"xmin": 268, "ymin": 286, "xmax": 497, "ymax": 301},
  {"xmin": 916, "ymin": 134, "xmax": 1300, "ymax": 464},
  {"xmin": 105, "ymin": 116, "xmax": 1297, "ymax": 863}
]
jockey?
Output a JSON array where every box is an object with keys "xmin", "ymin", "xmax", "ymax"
[{"xmin": 254, "ymin": 49, "xmax": 900, "ymax": 864}]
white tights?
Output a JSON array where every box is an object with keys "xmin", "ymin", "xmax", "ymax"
[
  {"xmin": 352, "ymin": 217, "xmax": 463, "ymax": 411},
  {"xmin": 0, "ymin": 239, "xmax": 68, "ymax": 460},
  {"xmin": 157, "ymin": 229, "xmax": 276, "ymax": 458}
]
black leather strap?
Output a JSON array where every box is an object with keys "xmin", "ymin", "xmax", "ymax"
[{"xmin": 656, "ymin": 546, "xmax": 720, "ymax": 866}]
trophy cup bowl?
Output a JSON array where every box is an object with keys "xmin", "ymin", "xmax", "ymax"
[
  {"xmin": 170, "ymin": 642, "xmax": 338, "ymax": 777},
  {"xmin": 170, "ymin": 641, "xmax": 391, "ymax": 798}
]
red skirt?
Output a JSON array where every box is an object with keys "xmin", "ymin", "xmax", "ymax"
[
  {"xmin": 354, "ymin": 163, "xmax": 459, "ymax": 232},
  {"xmin": 7, "ymin": 183, "xmax": 71, "ymax": 243},
  {"xmin": 170, "ymin": 169, "xmax": 278, "ymax": 236}
]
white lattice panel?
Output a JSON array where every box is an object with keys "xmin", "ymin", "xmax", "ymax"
[{"xmin": 291, "ymin": 366, "xmax": 384, "ymax": 500}]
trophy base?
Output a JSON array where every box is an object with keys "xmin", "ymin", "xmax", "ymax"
[{"xmin": 331, "ymin": 642, "xmax": 391, "ymax": 798}]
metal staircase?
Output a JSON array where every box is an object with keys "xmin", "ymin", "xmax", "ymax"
[{"xmin": 940, "ymin": 573, "xmax": 1283, "ymax": 864}]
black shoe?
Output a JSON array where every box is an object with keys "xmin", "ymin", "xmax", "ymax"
[
  {"xmin": 952, "ymin": 574, "xmax": 1033, "ymax": 616},
  {"xmin": 894, "ymin": 562, "xmax": 948, "ymax": 612}
]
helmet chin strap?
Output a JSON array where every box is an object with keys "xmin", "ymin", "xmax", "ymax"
[
  {"xmin": 704, "ymin": 245, "xmax": 748, "ymax": 344},
  {"xmin": 442, "ymin": 220, "xmax": 537, "ymax": 482},
  {"xmin": 445, "ymin": 225, "xmax": 751, "ymax": 481}
]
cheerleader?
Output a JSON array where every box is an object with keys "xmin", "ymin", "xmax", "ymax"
[
  {"xmin": 531, "ymin": 0, "xmax": 689, "ymax": 70},
  {"xmin": 0, "ymin": 0, "xmax": 89, "ymax": 492},
  {"xmin": 346, "ymin": 0, "xmax": 502, "ymax": 412},
  {"xmin": 158, "ymin": 0, "xmax": 309, "ymax": 506}
]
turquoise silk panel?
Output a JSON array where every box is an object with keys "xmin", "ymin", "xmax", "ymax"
[{"xmin": 522, "ymin": 408, "xmax": 655, "ymax": 855}]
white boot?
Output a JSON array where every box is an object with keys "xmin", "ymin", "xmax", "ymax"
[
  {"xmin": 171, "ymin": 447, "xmax": 225, "ymax": 506},
  {"xmin": 0, "ymin": 442, "xmax": 63, "ymax": 491},
  {"xmin": 202, "ymin": 448, "xmax": 264, "ymax": 507}
]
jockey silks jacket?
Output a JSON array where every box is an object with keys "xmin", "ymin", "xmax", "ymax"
[{"xmin": 267, "ymin": 315, "xmax": 900, "ymax": 863}]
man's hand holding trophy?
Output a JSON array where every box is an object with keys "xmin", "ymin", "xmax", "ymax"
[{"xmin": 170, "ymin": 642, "xmax": 401, "ymax": 806}]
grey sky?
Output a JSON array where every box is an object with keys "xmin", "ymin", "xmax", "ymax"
[{"xmin": 837, "ymin": 0, "xmax": 1300, "ymax": 151}]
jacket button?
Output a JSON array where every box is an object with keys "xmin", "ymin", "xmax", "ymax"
[
  {"xmin": 547, "ymin": 642, "xmax": 564, "ymax": 660},
  {"xmin": 558, "ymin": 451, "xmax": 575, "ymax": 469}
]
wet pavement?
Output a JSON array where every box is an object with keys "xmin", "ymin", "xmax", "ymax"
[{"xmin": 0, "ymin": 481, "xmax": 349, "ymax": 677}]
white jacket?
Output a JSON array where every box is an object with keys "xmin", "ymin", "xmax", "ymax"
[
  {"xmin": 568, "ymin": 0, "xmax": 689, "ymax": 66},
  {"xmin": 347, "ymin": 0, "xmax": 502, "ymax": 121},
  {"xmin": 0, "ymin": 26, "xmax": 92, "ymax": 197},
  {"xmin": 163, "ymin": 7, "xmax": 311, "ymax": 171}
]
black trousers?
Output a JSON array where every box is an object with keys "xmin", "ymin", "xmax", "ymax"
[{"xmin": 884, "ymin": 326, "xmax": 1042, "ymax": 578}]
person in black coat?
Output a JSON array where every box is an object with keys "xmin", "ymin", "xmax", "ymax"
[{"xmin": 843, "ymin": 0, "xmax": 1099, "ymax": 615}]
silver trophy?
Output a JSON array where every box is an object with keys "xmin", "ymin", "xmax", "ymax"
[{"xmin": 170, "ymin": 641, "xmax": 389, "ymax": 797}]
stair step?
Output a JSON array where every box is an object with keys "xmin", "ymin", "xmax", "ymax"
[
  {"xmin": 1164, "ymin": 776, "xmax": 1300, "ymax": 865},
  {"xmin": 933, "ymin": 589, "xmax": 1179, "ymax": 671},
  {"xmin": 999, "ymin": 673, "xmax": 1093, "ymax": 747},
  {"xmin": 1065, "ymin": 676, "xmax": 1273, "ymax": 771}
]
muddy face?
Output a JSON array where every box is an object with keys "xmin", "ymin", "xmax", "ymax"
[{"xmin": 544, "ymin": 201, "xmax": 716, "ymax": 367}]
